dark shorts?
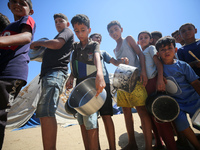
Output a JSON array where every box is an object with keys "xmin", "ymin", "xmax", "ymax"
[
  {"xmin": 0, "ymin": 79, "xmax": 25, "ymax": 149},
  {"xmin": 99, "ymin": 83, "xmax": 113, "ymax": 116},
  {"xmin": 0, "ymin": 79, "xmax": 26, "ymax": 110},
  {"xmin": 145, "ymin": 75, "xmax": 157, "ymax": 96}
]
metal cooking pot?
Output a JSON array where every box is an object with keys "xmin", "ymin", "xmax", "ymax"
[
  {"xmin": 64, "ymin": 98, "xmax": 77, "ymax": 118},
  {"xmin": 113, "ymin": 64, "xmax": 139, "ymax": 93},
  {"xmin": 68, "ymin": 77, "xmax": 107, "ymax": 116},
  {"xmin": 145, "ymin": 92, "xmax": 180, "ymax": 122},
  {"xmin": 28, "ymin": 38, "xmax": 48, "ymax": 62}
]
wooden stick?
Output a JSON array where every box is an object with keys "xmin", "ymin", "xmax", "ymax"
[{"xmin": 188, "ymin": 51, "xmax": 200, "ymax": 61}]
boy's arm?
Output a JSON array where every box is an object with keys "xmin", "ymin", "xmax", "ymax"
[
  {"xmin": 109, "ymin": 57, "xmax": 129, "ymax": 66},
  {"xmin": 30, "ymin": 38, "xmax": 65, "ymax": 50},
  {"xmin": 126, "ymin": 36, "xmax": 148, "ymax": 86},
  {"xmin": 191, "ymin": 79, "xmax": 200, "ymax": 96},
  {"xmin": 0, "ymin": 24, "xmax": 32, "ymax": 47},
  {"xmin": 65, "ymin": 73, "xmax": 74, "ymax": 90},
  {"xmin": 94, "ymin": 52, "xmax": 106, "ymax": 97},
  {"xmin": 189, "ymin": 60, "xmax": 200, "ymax": 68},
  {"xmin": 153, "ymin": 55, "xmax": 165, "ymax": 91}
]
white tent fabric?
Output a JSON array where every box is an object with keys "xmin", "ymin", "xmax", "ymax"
[{"xmin": 6, "ymin": 74, "xmax": 77, "ymax": 129}]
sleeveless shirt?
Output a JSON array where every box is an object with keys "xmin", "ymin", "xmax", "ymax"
[{"xmin": 114, "ymin": 38, "xmax": 141, "ymax": 70}]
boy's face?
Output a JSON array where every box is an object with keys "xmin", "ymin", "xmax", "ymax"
[
  {"xmin": 73, "ymin": 23, "xmax": 91, "ymax": 43},
  {"xmin": 91, "ymin": 35, "xmax": 102, "ymax": 44},
  {"xmin": 172, "ymin": 32, "xmax": 183, "ymax": 44},
  {"xmin": 108, "ymin": 25, "xmax": 122, "ymax": 41},
  {"xmin": 8, "ymin": 0, "xmax": 33, "ymax": 20},
  {"xmin": 151, "ymin": 35, "xmax": 160, "ymax": 45},
  {"xmin": 138, "ymin": 33, "xmax": 152, "ymax": 50},
  {"xmin": 55, "ymin": 17, "xmax": 69, "ymax": 33},
  {"xmin": 157, "ymin": 43, "xmax": 176, "ymax": 64},
  {"xmin": 179, "ymin": 24, "xmax": 197, "ymax": 41}
]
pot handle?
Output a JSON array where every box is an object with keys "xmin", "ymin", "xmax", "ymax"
[
  {"xmin": 111, "ymin": 87, "xmax": 117, "ymax": 95},
  {"xmin": 149, "ymin": 91, "xmax": 167, "ymax": 97}
]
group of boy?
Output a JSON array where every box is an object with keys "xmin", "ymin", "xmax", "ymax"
[{"xmin": 1, "ymin": 0, "xmax": 200, "ymax": 150}]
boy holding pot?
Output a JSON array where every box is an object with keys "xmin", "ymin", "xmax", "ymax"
[{"xmin": 65, "ymin": 14, "xmax": 105, "ymax": 150}]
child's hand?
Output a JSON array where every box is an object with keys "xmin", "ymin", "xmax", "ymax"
[
  {"xmin": 95, "ymin": 74, "xmax": 106, "ymax": 97},
  {"xmin": 121, "ymin": 57, "xmax": 129, "ymax": 65},
  {"xmin": 156, "ymin": 78, "xmax": 166, "ymax": 92},
  {"xmin": 65, "ymin": 74, "xmax": 74, "ymax": 90},
  {"xmin": 30, "ymin": 41, "xmax": 40, "ymax": 50},
  {"xmin": 140, "ymin": 71, "xmax": 148, "ymax": 87}
]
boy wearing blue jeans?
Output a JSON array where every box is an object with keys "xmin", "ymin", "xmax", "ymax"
[
  {"xmin": 31, "ymin": 13, "xmax": 74, "ymax": 150},
  {"xmin": 65, "ymin": 15, "xmax": 105, "ymax": 150},
  {"xmin": 156, "ymin": 36, "xmax": 200, "ymax": 150}
]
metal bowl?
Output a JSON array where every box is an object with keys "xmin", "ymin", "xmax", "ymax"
[
  {"xmin": 68, "ymin": 77, "xmax": 107, "ymax": 116},
  {"xmin": 113, "ymin": 64, "xmax": 139, "ymax": 93},
  {"xmin": 28, "ymin": 38, "xmax": 48, "ymax": 62}
]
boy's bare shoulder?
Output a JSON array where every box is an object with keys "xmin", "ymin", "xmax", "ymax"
[{"xmin": 126, "ymin": 35, "xmax": 136, "ymax": 42}]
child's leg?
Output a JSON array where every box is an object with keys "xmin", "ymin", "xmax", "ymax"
[
  {"xmin": 181, "ymin": 127, "xmax": 200, "ymax": 150},
  {"xmin": 136, "ymin": 106, "xmax": 153, "ymax": 150},
  {"xmin": 150, "ymin": 116, "xmax": 164, "ymax": 148},
  {"xmin": 122, "ymin": 107, "xmax": 138, "ymax": 150},
  {"xmin": 102, "ymin": 115, "xmax": 116, "ymax": 150},
  {"xmin": 87, "ymin": 128, "xmax": 99, "ymax": 150},
  {"xmin": 80, "ymin": 124, "xmax": 89, "ymax": 150},
  {"xmin": 153, "ymin": 118, "xmax": 177, "ymax": 150},
  {"xmin": 81, "ymin": 112, "xmax": 99, "ymax": 150},
  {"xmin": 40, "ymin": 117, "xmax": 57, "ymax": 150}
]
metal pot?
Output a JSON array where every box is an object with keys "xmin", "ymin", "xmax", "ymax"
[
  {"xmin": 145, "ymin": 92, "xmax": 180, "ymax": 122},
  {"xmin": 64, "ymin": 98, "xmax": 77, "ymax": 118},
  {"xmin": 28, "ymin": 38, "xmax": 48, "ymax": 62},
  {"xmin": 68, "ymin": 77, "xmax": 107, "ymax": 116},
  {"xmin": 113, "ymin": 64, "xmax": 139, "ymax": 93}
]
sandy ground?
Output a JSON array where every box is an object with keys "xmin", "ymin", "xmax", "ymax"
[{"xmin": 2, "ymin": 113, "xmax": 200, "ymax": 150}]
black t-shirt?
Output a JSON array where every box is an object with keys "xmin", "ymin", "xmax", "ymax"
[{"xmin": 40, "ymin": 28, "xmax": 74, "ymax": 78}]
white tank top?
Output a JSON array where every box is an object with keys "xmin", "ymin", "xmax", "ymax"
[{"xmin": 114, "ymin": 38, "xmax": 141, "ymax": 70}]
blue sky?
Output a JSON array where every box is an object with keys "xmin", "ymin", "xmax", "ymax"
[{"xmin": 1, "ymin": 0, "xmax": 200, "ymax": 84}]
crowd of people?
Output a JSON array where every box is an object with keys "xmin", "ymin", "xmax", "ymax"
[{"xmin": 0, "ymin": 0, "xmax": 200, "ymax": 150}]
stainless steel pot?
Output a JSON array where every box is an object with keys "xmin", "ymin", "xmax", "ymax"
[
  {"xmin": 68, "ymin": 77, "xmax": 107, "ymax": 116},
  {"xmin": 28, "ymin": 38, "xmax": 48, "ymax": 62},
  {"xmin": 113, "ymin": 64, "xmax": 139, "ymax": 93},
  {"xmin": 146, "ymin": 92, "xmax": 180, "ymax": 122}
]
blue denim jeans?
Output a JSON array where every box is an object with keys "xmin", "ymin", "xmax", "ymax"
[
  {"xmin": 36, "ymin": 70, "xmax": 67, "ymax": 118},
  {"xmin": 77, "ymin": 112, "xmax": 98, "ymax": 130}
]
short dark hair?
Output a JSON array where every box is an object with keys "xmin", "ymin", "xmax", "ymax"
[
  {"xmin": 107, "ymin": 20, "xmax": 121, "ymax": 32},
  {"xmin": 54, "ymin": 13, "xmax": 68, "ymax": 22},
  {"xmin": 171, "ymin": 30, "xmax": 179, "ymax": 37},
  {"xmin": 71, "ymin": 14, "xmax": 90, "ymax": 28},
  {"xmin": 26, "ymin": 0, "xmax": 32, "ymax": 9},
  {"xmin": 151, "ymin": 31, "xmax": 162, "ymax": 39},
  {"xmin": 155, "ymin": 36, "xmax": 176, "ymax": 51},
  {"xmin": 89, "ymin": 33, "xmax": 102, "ymax": 39},
  {"xmin": 0, "ymin": 13, "xmax": 10, "ymax": 32},
  {"xmin": 179, "ymin": 23, "xmax": 196, "ymax": 32},
  {"xmin": 9, "ymin": 0, "xmax": 32, "ymax": 9},
  {"xmin": 138, "ymin": 31, "xmax": 152, "ymax": 40}
]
